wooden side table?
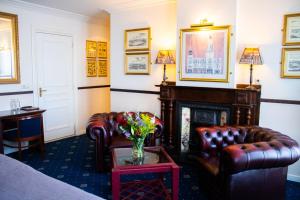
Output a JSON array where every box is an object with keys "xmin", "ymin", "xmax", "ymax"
[{"xmin": 111, "ymin": 147, "xmax": 180, "ymax": 200}]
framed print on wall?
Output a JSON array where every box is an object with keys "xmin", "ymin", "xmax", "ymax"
[
  {"xmin": 86, "ymin": 59, "xmax": 97, "ymax": 77},
  {"xmin": 86, "ymin": 40, "xmax": 97, "ymax": 58},
  {"xmin": 281, "ymin": 48, "xmax": 300, "ymax": 78},
  {"xmin": 125, "ymin": 27, "xmax": 151, "ymax": 51},
  {"xmin": 179, "ymin": 25, "xmax": 231, "ymax": 82},
  {"xmin": 97, "ymin": 41, "xmax": 107, "ymax": 59},
  {"xmin": 125, "ymin": 52, "xmax": 150, "ymax": 75},
  {"xmin": 97, "ymin": 60, "xmax": 107, "ymax": 77},
  {"xmin": 283, "ymin": 13, "xmax": 300, "ymax": 46}
]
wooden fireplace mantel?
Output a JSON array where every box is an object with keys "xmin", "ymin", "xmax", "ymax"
[{"xmin": 156, "ymin": 82, "xmax": 261, "ymax": 151}]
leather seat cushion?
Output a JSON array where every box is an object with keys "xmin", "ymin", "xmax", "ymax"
[
  {"xmin": 109, "ymin": 135, "xmax": 132, "ymax": 149},
  {"xmin": 196, "ymin": 156, "xmax": 220, "ymax": 176}
]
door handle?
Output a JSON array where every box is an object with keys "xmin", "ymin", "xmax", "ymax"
[{"xmin": 39, "ymin": 88, "xmax": 47, "ymax": 97}]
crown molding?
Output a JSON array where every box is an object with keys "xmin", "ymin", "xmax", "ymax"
[{"xmin": 1, "ymin": 0, "xmax": 89, "ymax": 22}]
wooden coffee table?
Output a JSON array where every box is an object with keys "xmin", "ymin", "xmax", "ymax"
[{"xmin": 111, "ymin": 146, "xmax": 180, "ymax": 200}]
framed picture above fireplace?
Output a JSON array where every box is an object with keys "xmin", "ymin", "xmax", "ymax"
[{"xmin": 179, "ymin": 25, "xmax": 231, "ymax": 82}]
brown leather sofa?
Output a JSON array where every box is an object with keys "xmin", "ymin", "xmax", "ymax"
[
  {"xmin": 194, "ymin": 126, "xmax": 300, "ymax": 200},
  {"xmin": 86, "ymin": 112, "xmax": 164, "ymax": 172}
]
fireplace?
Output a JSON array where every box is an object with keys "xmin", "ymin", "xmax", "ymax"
[
  {"xmin": 157, "ymin": 83, "xmax": 261, "ymax": 155},
  {"xmin": 178, "ymin": 102, "xmax": 231, "ymax": 152}
]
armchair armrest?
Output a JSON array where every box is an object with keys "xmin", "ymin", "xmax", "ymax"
[{"xmin": 221, "ymin": 140, "xmax": 300, "ymax": 174}]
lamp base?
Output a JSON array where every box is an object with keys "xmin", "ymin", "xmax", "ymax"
[
  {"xmin": 161, "ymin": 81, "xmax": 168, "ymax": 86},
  {"xmin": 245, "ymin": 85, "xmax": 257, "ymax": 90}
]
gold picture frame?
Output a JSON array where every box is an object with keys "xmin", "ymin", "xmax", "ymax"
[
  {"xmin": 0, "ymin": 12, "xmax": 20, "ymax": 84},
  {"xmin": 125, "ymin": 52, "xmax": 151, "ymax": 75},
  {"xmin": 282, "ymin": 13, "xmax": 300, "ymax": 46},
  {"xmin": 86, "ymin": 59, "xmax": 97, "ymax": 77},
  {"xmin": 125, "ymin": 27, "xmax": 151, "ymax": 51},
  {"xmin": 97, "ymin": 60, "xmax": 107, "ymax": 77},
  {"xmin": 281, "ymin": 48, "xmax": 300, "ymax": 78},
  {"xmin": 179, "ymin": 25, "xmax": 231, "ymax": 82},
  {"xmin": 97, "ymin": 41, "xmax": 107, "ymax": 59},
  {"xmin": 86, "ymin": 40, "xmax": 97, "ymax": 58}
]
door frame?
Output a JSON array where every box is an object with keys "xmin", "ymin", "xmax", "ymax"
[{"xmin": 31, "ymin": 27, "xmax": 78, "ymax": 141}]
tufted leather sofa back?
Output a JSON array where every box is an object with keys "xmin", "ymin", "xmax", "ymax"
[
  {"xmin": 86, "ymin": 112, "xmax": 164, "ymax": 147},
  {"xmin": 196, "ymin": 126, "xmax": 300, "ymax": 173},
  {"xmin": 196, "ymin": 126, "xmax": 247, "ymax": 156}
]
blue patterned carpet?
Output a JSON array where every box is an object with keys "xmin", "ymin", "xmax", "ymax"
[{"xmin": 8, "ymin": 135, "xmax": 300, "ymax": 200}]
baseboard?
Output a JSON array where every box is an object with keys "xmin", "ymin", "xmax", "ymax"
[{"xmin": 287, "ymin": 174, "xmax": 300, "ymax": 183}]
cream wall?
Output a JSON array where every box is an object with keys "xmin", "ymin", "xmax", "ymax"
[
  {"xmin": 110, "ymin": 0, "xmax": 300, "ymax": 181},
  {"xmin": 236, "ymin": 0, "xmax": 300, "ymax": 182},
  {"xmin": 0, "ymin": 0, "xmax": 110, "ymax": 141},
  {"xmin": 176, "ymin": 0, "xmax": 237, "ymax": 88},
  {"xmin": 110, "ymin": 2, "xmax": 177, "ymax": 115}
]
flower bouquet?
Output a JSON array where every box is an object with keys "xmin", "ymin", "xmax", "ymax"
[{"xmin": 118, "ymin": 112, "xmax": 156, "ymax": 162}]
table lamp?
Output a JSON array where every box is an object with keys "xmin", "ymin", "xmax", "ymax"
[
  {"xmin": 155, "ymin": 50, "xmax": 176, "ymax": 86},
  {"xmin": 239, "ymin": 48, "xmax": 263, "ymax": 90}
]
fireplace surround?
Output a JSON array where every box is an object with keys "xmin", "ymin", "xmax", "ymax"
[{"xmin": 157, "ymin": 83, "xmax": 261, "ymax": 155}]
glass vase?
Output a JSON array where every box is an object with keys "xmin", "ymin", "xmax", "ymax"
[{"xmin": 132, "ymin": 137, "xmax": 145, "ymax": 165}]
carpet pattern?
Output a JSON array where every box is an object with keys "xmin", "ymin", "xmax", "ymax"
[{"xmin": 8, "ymin": 135, "xmax": 300, "ymax": 200}]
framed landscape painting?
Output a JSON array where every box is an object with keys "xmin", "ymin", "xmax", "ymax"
[
  {"xmin": 125, "ymin": 52, "xmax": 150, "ymax": 75},
  {"xmin": 283, "ymin": 13, "xmax": 300, "ymax": 46},
  {"xmin": 179, "ymin": 25, "xmax": 231, "ymax": 82},
  {"xmin": 281, "ymin": 48, "xmax": 300, "ymax": 78},
  {"xmin": 125, "ymin": 27, "xmax": 151, "ymax": 51}
]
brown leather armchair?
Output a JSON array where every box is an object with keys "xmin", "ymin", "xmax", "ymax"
[
  {"xmin": 86, "ymin": 112, "xmax": 164, "ymax": 172},
  {"xmin": 194, "ymin": 126, "xmax": 300, "ymax": 200}
]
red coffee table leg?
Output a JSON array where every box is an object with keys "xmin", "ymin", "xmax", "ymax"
[
  {"xmin": 112, "ymin": 169, "xmax": 120, "ymax": 200},
  {"xmin": 172, "ymin": 165, "xmax": 179, "ymax": 200}
]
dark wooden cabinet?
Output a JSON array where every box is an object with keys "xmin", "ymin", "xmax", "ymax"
[{"xmin": 157, "ymin": 83, "xmax": 261, "ymax": 153}]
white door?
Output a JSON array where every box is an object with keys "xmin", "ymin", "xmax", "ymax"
[{"xmin": 35, "ymin": 32, "xmax": 75, "ymax": 141}]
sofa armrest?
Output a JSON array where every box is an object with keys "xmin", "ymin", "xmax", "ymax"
[
  {"xmin": 86, "ymin": 113, "xmax": 112, "ymax": 146},
  {"xmin": 221, "ymin": 140, "xmax": 300, "ymax": 174}
]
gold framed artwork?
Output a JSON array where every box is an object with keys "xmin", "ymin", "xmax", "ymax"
[
  {"xmin": 86, "ymin": 59, "xmax": 97, "ymax": 77},
  {"xmin": 281, "ymin": 48, "xmax": 300, "ymax": 78},
  {"xmin": 0, "ymin": 12, "xmax": 20, "ymax": 84},
  {"xmin": 282, "ymin": 13, "xmax": 300, "ymax": 46},
  {"xmin": 125, "ymin": 27, "xmax": 151, "ymax": 51},
  {"xmin": 86, "ymin": 40, "xmax": 97, "ymax": 58},
  {"xmin": 125, "ymin": 52, "xmax": 150, "ymax": 75},
  {"xmin": 97, "ymin": 60, "xmax": 107, "ymax": 77},
  {"xmin": 179, "ymin": 25, "xmax": 231, "ymax": 82},
  {"xmin": 97, "ymin": 41, "xmax": 107, "ymax": 59}
]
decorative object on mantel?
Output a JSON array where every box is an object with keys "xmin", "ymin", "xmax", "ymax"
[
  {"xmin": 155, "ymin": 50, "xmax": 176, "ymax": 86},
  {"xmin": 179, "ymin": 25, "xmax": 231, "ymax": 82},
  {"xmin": 281, "ymin": 48, "xmax": 300, "ymax": 78},
  {"xmin": 86, "ymin": 40, "xmax": 108, "ymax": 77},
  {"xmin": 125, "ymin": 27, "xmax": 151, "ymax": 51},
  {"xmin": 118, "ymin": 112, "xmax": 156, "ymax": 164},
  {"xmin": 239, "ymin": 48, "xmax": 263, "ymax": 90},
  {"xmin": 125, "ymin": 52, "xmax": 150, "ymax": 75},
  {"xmin": 282, "ymin": 13, "xmax": 300, "ymax": 46}
]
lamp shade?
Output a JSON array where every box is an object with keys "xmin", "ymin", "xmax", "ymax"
[
  {"xmin": 239, "ymin": 48, "xmax": 263, "ymax": 65},
  {"xmin": 155, "ymin": 50, "xmax": 176, "ymax": 64}
]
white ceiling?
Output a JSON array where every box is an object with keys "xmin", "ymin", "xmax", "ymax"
[{"xmin": 19, "ymin": 0, "xmax": 176, "ymax": 16}]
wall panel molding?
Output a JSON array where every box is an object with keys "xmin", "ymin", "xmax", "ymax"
[
  {"xmin": 110, "ymin": 88, "xmax": 160, "ymax": 95},
  {"xmin": 0, "ymin": 91, "xmax": 33, "ymax": 96},
  {"xmin": 78, "ymin": 85, "xmax": 111, "ymax": 90}
]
